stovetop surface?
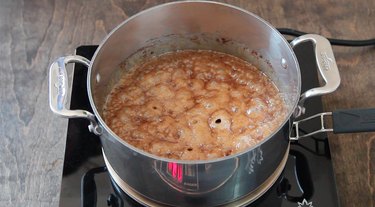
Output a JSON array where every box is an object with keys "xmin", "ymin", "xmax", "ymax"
[{"xmin": 59, "ymin": 44, "xmax": 339, "ymax": 207}]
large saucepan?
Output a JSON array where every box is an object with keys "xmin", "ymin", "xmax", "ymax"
[{"xmin": 49, "ymin": 1, "xmax": 375, "ymax": 206}]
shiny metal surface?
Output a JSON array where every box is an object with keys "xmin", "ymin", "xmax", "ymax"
[
  {"xmin": 49, "ymin": 55, "xmax": 102, "ymax": 135},
  {"xmin": 291, "ymin": 34, "xmax": 341, "ymax": 117},
  {"xmin": 85, "ymin": 1, "xmax": 297, "ymax": 205},
  {"xmin": 101, "ymin": 125, "xmax": 288, "ymax": 206},
  {"xmin": 290, "ymin": 112, "xmax": 333, "ymax": 141},
  {"xmin": 103, "ymin": 144, "xmax": 290, "ymax": 207}
]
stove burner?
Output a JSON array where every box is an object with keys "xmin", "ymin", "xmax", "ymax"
[{"xmin": 59, "ymin": 44, "xmax": 339, "ymax": 207}]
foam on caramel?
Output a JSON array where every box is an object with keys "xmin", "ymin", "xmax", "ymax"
[{"xmin": 103, "ymin": 50, "xmax": 286, "ymax": 160}]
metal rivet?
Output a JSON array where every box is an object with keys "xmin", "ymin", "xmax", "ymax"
[
  {"xmin": 281, "ymin": 58, "xmax": 288, "ymax": 69},
  {"xmin": 96, "ymin": 73, "xmax": 101, "ymax": 83}
]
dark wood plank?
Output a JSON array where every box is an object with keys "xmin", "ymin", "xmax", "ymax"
[{"xmin": 0, "ymin": 0, "xmax": 373, "ymax": 206}]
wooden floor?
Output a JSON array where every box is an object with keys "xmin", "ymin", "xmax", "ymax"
[{"xmin": 0, "ymin": 0, "xmax": 374, "ymax": 206}]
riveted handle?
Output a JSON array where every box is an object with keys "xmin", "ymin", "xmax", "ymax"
[
  {"xmin": 290, "ymin": 108, "xmax": 375, "ymax": 140},
  {"xmin": 291, "ymin": 34, "xmax": 341, "ymax": 117},
  {"xmin": 49, "ymin": 55, "xmax": 102, "ymax": 135}
]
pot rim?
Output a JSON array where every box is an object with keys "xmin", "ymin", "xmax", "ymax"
[{"xmin": 87, "ymin": 0, "xmax": 301, "ymax": 164}]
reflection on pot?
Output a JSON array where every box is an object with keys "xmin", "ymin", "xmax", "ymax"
[
  {"xmin": 245, "ymin": 146, "xmax": 263, "ymax": 174},
  {"xmin": 154, "ymin": 158, "xmax": 239, "ymax": 194}
]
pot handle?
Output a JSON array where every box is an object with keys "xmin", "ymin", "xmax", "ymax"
[
  {"xmin": 290, "ymin": 108, "xmax": 375, "ymax": 140},
  {"xmin": 49, "ymin": 55, "xmax": 102, "ymax": 135},
  {"xmin": 291, "ymin": 34, "xmax": 341, "ymax": 117}
]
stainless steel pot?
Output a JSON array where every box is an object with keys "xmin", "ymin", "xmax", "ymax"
[{"xmin": 49, "ymin": 1, "xmax": 342, "ymax": 206}]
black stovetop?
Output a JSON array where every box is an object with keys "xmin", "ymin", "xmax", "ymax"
[{"xmin": 59, "ymin": 44, "xmax": 339, "ymax": 207}]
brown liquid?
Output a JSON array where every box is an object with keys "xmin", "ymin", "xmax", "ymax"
[{"xmin": 103, "ymin": 50, "xmax": 286, "ymax": 160}]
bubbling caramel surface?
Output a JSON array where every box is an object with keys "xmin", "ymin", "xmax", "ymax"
[{"xmin": 103, "ymin": 50, "xmax": 286, "ymax": 160}]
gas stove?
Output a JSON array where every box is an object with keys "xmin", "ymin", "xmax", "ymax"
[{"xmin": 59, "ymin": 44, "xmax": 339, "ymax": 207}]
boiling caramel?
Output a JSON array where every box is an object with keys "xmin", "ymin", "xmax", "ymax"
[{"xmin": 103, "ymin": 50, "xmax": 286, "ymax": 160}]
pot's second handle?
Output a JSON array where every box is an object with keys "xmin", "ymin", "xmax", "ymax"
[
  {"xmin": 291, "ymin": 34, "xmax": 341, "ymax": 117},
  {"xmin": 333, "ymin": 108, "xmax": 375, "ymax": 133},
  {"xmin": 290, "ymin": 108, "xmax": 375, "ymax": 140},
  {"xmin": 49, "ymin": 55, "xmax": 102, "ymax": 135}
]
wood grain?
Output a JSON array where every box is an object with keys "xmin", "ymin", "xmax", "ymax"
[{"xmin": 0, "ymin": 0, "xmax": 374, "ymax": 206}]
